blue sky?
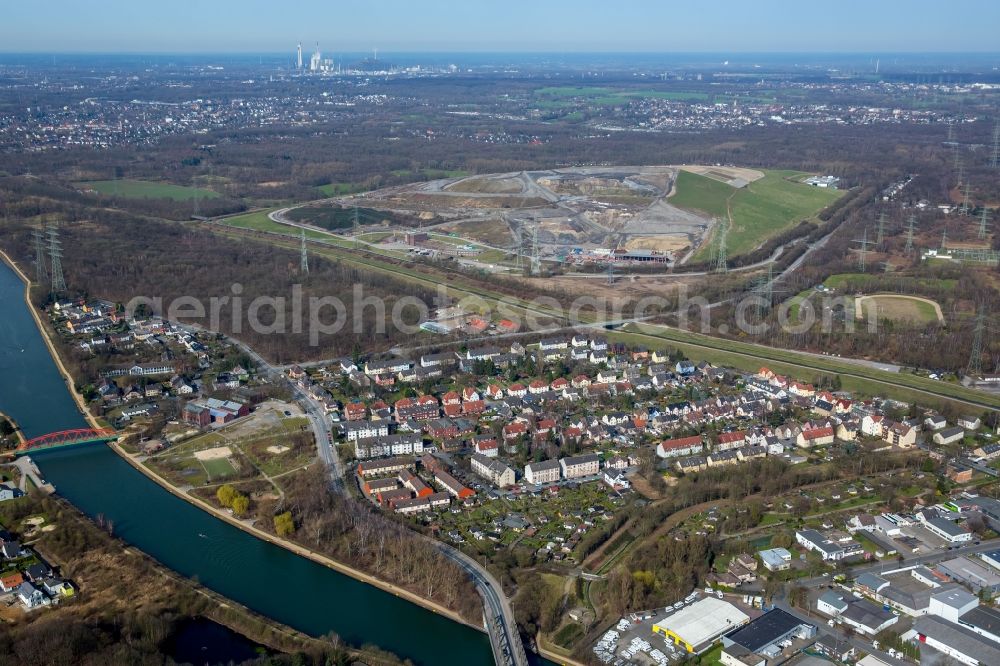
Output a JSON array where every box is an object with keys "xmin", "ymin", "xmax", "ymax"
[{"xmin": 3, "ymin": 0, "xmax": 999, "ymax": 53}]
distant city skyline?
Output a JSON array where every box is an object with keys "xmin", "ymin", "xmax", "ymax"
[{"xmin": 3, "ymin": 0, "xmax": 1000, "ymax": 54}]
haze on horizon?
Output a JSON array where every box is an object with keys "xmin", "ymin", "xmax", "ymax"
[{"xmin": 3, "ymin": 0, "xmax": 1000, "ymax": 55}]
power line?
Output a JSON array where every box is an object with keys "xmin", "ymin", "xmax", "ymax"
[
  {"xmin": 47, "ymin": 222, "xmax": 66, "ymax": 294},
  {"xmin": 979, "ymin": 208, "xmax": 991, "ymax": 241}
]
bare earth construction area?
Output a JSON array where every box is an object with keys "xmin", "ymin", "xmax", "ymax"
[{"xmin": 283, "ymin": 165, "xmax": 807, "ymax": 270}]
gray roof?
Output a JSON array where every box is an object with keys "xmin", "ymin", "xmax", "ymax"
[
  {"xmin": 931, "ymin": 587, "xmax": 978, "ymax": 610},
  {"xmin": 526, "ymin": 459, "xmax": 561, "ymax": 472},
  {"xmin": 819, "ymin": 590, "xmax": 847, "ymax": 611},
  {"xmin": 959, "ymin": 604, "xmax": 1000, "ymax": 638},
  {"xmin": 855, "ymin": 573, "xmax": 888, "ymax": 591},
  {"xmin": 913, "ymin": 616, "xmax": 1000, "ymax": 664},
  {"xmin": 841, "ymin": 599, "xmax": 894, "ymax": 632}
]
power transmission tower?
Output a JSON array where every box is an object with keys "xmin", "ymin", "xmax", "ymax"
[
  {"xmin": 946, "ymin": 120, "xmax": 955, "ymax": 143},
  {"xmin": 300, "ymin": 229, "xmax": 309, "ymax": 274},
  {"xmin": 991, "ymin": 120, "xmax": 1000, "ymax": 169},
  {"xmin": 714, "ymin": 219, "xmax": 728, "ymax": 274},
  {"xmin": 967, "ymin": 307, "xmax": 987, "ymax": 377},
  {"xmin": 606, "ymin": 260, "xmax": 615, "ymax": 286},
  {"xmin": 32, "ymin": 227, "xmax": 48, "ymax": 283},
  {"xmin": 904, "ymin": 215, "xmax": 916, "ymax": 254},
  {"xmin": 960, "ymin": 183, "xmax": 971, "ymax": 216},
  {"xmin": 47, "ymin": 222, "xmax": 66, "ymax": 293},
  {"xmin": 854, "ymin": 227, "xmax": 874, "ymax": 272},
  {"xmin": 876, "ymin": 211, "xmax": 887, "ymax": 248},
  {"xmin": 979, "ymin": 208, "xmax": 991, "ymax": 241},
  {"xmin": 940, "ymin": 227, "xmax": 948, "ymax": 250}
]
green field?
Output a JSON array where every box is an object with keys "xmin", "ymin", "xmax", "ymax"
[
  {"xmin": 201, "ymin": 457, "xmax": 237, "ymax": 480},
  {"xmin": 316, "ymin": 182, "xmax": 366, "ymax": 196},
  {"xmin": 533, "ymin": 86, "xmax": 709, "ymax": 108},
  {"xmin": 78, "ymin": 179, "xmax": 219, "ymax": 201},
  {"xmin": 824, "ymin": 273, "xmax": 958, "ymax": 292},
  {"xmin": 390, "ymin": 168, "xmax": 470, "ymax": 181},
  {"xmin": 220, "ymin": 210, "xmax": 334, "ymax": 241},
  {"xmin": 671, "ymin": 170, "xmax": 843, "ymax": 260}
]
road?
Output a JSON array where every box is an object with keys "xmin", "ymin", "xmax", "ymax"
[
  {"xmin": 437, "ymin": 544, "xmax": 529, "ymax": 666},
  {"xmin": 797, "ymin": 537, "xmax": 1000, "ymax": 589},
  {"xmin": 9, "ymin": 456, "xmax": 54, "ymax": 493},
  {"xmin": 174, "ymin": 321, "xmax": 344, "ymax": 490}
]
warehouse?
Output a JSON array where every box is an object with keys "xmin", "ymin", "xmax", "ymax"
[
  {"xmin": 722, "ymin": 608, "xmax": 816, "ymax": 658},
  {"xmin": 652, "ymin": 597, "xmax": 750, "ymax": 653}
]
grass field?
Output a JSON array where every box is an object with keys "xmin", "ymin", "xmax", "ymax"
[
  {"xmin": 201, "ymin": 457, "xmax": 237, "ymax": 480},
  {"xmin": 316, "ymin": 182, "xmax": 366, "ymax": 196},
  {"xmin": 220, "ymin": 210, "xmax": 336, "ymax": 241},
  {"xmin": 78, "ymin": 179, "xmax": 219, "ymax": 201},
  {"xmin": 857, "ymin": 295, "xmax": 942, "ymax": 324},
  {"xmin": 533, "ymin": 86, "xmax": 709, "ymax": 108},
  {"xmin": 824, "ymin": 273, "xmax": 958, "ymax": 292},
  {"xmin": 671, "ymin": 170, "xmax": 843, "ymax": 260}
]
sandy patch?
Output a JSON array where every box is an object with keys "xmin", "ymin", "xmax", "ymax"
[
  {"xmin": 680, "ymin": 165, "xmax": 764, "ymax": 184},
  {"xmin": 624, "ymin": 235, "xmax": 690, "ymax": 252},
  {"xmin": 194, "ymin": 446, "xmax": 233, "ymax": 461},
  {"xmin": 266, "ymin": 445, "xmax": 291, "ymax": 455}
]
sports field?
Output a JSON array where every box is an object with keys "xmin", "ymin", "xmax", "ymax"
[
  {"xmin": 855, "ymin": 294, "xmax": 944, "ymax": 324},
  {"xmin": 78, "ymin": 179, "xmax": 219, "ymax": 200},
  {"xmin": 201, "ymin": 456, "xmax": 237, "ymax": 480},
  {"xmin": 672, "ymin": 170, "xmax": 843, "ymax": 260}
]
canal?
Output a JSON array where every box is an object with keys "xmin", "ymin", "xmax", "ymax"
[{"xmin": 0, "ymin": 261, "xmax": 500, "ymax": 665}]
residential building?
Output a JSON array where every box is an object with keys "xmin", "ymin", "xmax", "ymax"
[
  {"xmin": 470, "ymin": 453, "xmax": 516, "ymax": 488},
  {"xmin": 560, "ymin": 453, "xmax": 600, "ymax": 480},
  {"xmin": 525, "ymin": 460, "xmax": 561, "ymax": 485}
]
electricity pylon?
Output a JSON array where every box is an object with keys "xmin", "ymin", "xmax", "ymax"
[
  {"xmin": 854, "ymin": 227, "xmax": 874, "ymax": 272},
  {"xmin": 967, "ymin": 307, "xmax": 987, "ymax": 377},
  {"xmin": 904, "ymin": 215, "xmax": 916, "ymax": 254},
  {"xmin": 714, "ymin": 219, "xmax": 728, "ymax": 274},
  {"xmin": 959, "ymin": 183, "xmax": 971, "ymax": 216},
  {"xmin": 47, "ymin": 222, "xmax": 66, "ymax": 293},
  {"xmin": 991, "ymin": 120, "xmax": 1000, "ymax": 169},
  {"xmin": 876, "ymin": 211, "xmax": 887, "ymax": 248},
  {"xmin": 979, "ymin": 209, "xmax": 991, "ymax": 241}
]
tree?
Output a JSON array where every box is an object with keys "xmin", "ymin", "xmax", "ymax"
[
  {"xmin": 231, "ymin": 494, "xmax": 250, "ymax": 516},
  {"xmin": 216, "ymin": 484, "xmax": 237, "ymax": 508},
  {"xmin": 274, "ymin": 511, "xmax": 296, "ymax": 537}
]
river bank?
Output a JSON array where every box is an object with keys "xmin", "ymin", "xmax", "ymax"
[
  {"xmin": 113, "ymin": 440, "xmax": 481, "ymax": 632},
  {"xmin": 0, "ymin": 250, "xmax": 485, "ymax": 638},
  {"xmin": 0, "ymin": 249, "xmax": 101, "ymax": 432}
]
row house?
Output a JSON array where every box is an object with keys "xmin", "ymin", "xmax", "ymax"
[
  {"xmin": 364, "ymin": 358, "xmax": 412, "ymax": 376},
  {"xmin": 393, "ymin": 492, "xmax": 451, "ymax": 515},
  {"xmin": 797, "ymin": 426, "xmax": 835, "ymax": 448},
  {"xmin": 356, "ymin": 456, "xmax": 413, "ymax": 479},
  {"xmin": 343, "ymin": 420, "xmax": 389, "ymax": 442},
  {"xmin": 657, "ymin": 435, "xmax": 703, "ymax": 459},
  {"xmin": 395, "ymin": 395, "xmax": 440, "ymax": 421},
  {"xmin": 354, "ymin": 434, "xmax": 424, "ymax": 459},
  {"xmin": 434, "ymin": 470, "xmax": 475, "ymax": 500},
  {"xmin": 560, "ymin": 453, "xmax": 600, "ymax": 480},
  {"xmin": 525, "ymin": 459, "xmax": 562, "ymax": 485},
  {"xmin": 716, "ymin": 430, "xmax": 746, "ymax": 451}
]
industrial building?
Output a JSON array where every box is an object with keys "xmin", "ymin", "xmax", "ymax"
[
  {"xmin": 722, "ymin": 608, "xmax": 816, "ymax": 659},
  {"xmin": 936, "ymin": 556, "xmax": 1000, "ymax": 595},
  {"xmin": 651, "ymin": 597, "xmax": 750, "ymax": 654},
  {"xmin": 905, "ymin": 615, "xmax": 1000, "ymax": 666}
]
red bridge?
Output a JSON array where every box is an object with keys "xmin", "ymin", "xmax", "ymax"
[{"xmin": 13, "ymin": 428, "xmax": 118, "ymax": 456}]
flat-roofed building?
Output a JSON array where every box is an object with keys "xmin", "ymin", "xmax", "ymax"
[
  {"xmin": 652, "ymin": 597, "xmax": 750, "ymax": 654},
  {"xmin": 936, "ymin": 557, "xmax": 1000, "ymax": 594},
  {"xmin": 905, "ymin": 615, "xmax": 1000, "ymax": 666},
  {"xmin": 722, "ymin": 608, "xmax": 815, "ymax": 659}
]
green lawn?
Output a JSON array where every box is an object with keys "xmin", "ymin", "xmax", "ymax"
[
  {"xmin": 201, "ymin": 457, "xmax": 237, "ymax": 480},
  {"xmin": 533, "ymin": 86, "xmax": 709, "ymax": 107},
  {"xmin": 220, "ymin": 210, "xmax": 336, "ymax": 241},
  {"xmin": 78, "ymin": 179, "xmax": 219, "ymax": 201},
  {"xmin": 824, "ymin": 273, "xmax": 958, "ymax": 292},
  {"xmin": 671, "ymin": 170, "xmax": 843, "ymax": 260},
  {"xmin": 317, "ymin": 182, "xmax": 366, "ymax": 196}
]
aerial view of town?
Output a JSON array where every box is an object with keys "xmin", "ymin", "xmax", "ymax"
[{"xmin": 1, "ymin": 3, "xmax": 1000, "ymax": 666}]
